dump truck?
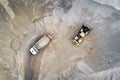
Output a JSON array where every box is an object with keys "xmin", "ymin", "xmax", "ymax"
[{"xmin": 30, "ymin": 34, "xmax": 52, "ymax": 55}]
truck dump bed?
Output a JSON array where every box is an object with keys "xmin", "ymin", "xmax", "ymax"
[{"xmin": 34, "ymin": 35, "xmax": 51, "ymax": 49}]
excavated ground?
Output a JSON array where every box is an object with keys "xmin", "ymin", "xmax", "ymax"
[
  {"xmin": 0, "ymin": 0, "xmax": 120, "ymax": 80},
  {"xmin": 16, "ymin": 0, "xmax": 120, "ymax": 80}
]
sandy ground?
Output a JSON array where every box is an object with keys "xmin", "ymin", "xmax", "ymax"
[
  {"xmin": 0, "ymin": 0, "xmax": 120, "ymax": 80},
  {"xmin": 17, "ymin": 16, "xmax": 89, "ymax": 80},
  {"xmin": 22, "ymin": 0, "xmax": 120, "ymax": 80},
  {"xmin": 17, "ymin": 1, "xmax": 120, "ymax": 79}
]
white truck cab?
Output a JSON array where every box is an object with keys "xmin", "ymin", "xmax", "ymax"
[{"xmin": 30, "ymin": 34, "xmax": 52, "ymax": 55}]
